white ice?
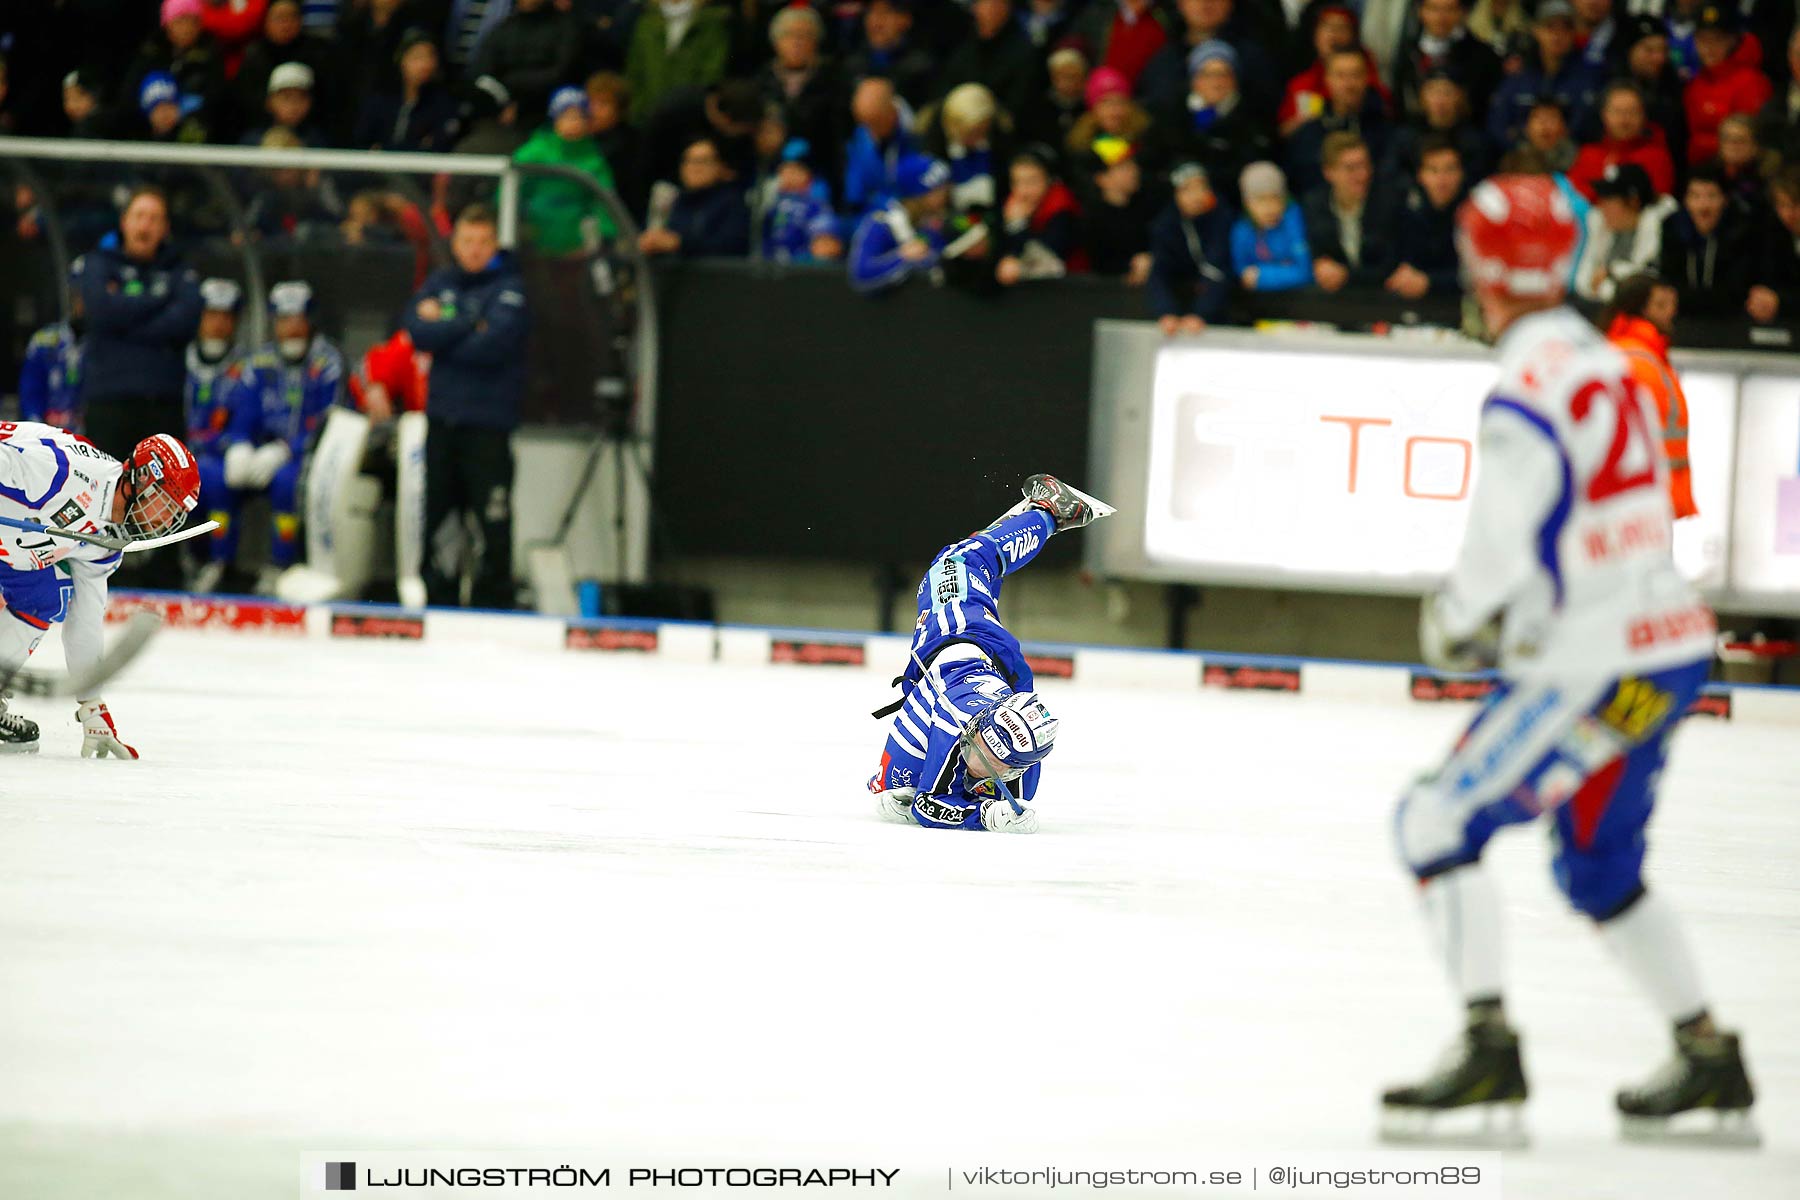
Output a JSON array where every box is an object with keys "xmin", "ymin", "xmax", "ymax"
[{"xmin": 2, "ymin": 628, "xmax": 1797, "ymax": 1199}]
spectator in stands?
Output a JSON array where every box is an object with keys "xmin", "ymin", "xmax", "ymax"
[
  {"xmin": 1487, "ymin": 0, "xmax": 1602, "ymax": 150},
  {"xmin": 1619, "ymin": 15, "xmax": 1690, "ymax": 169},
  {"xmin": 644, "ymin": 78, "xmax": 763, "ymax": 186},
  {"xmin": 238, "ymin": 1, "xmax": 343, "ymax": 141},
  {"xmin": 1170, "ymin": 41, "xmax": 1272, "ymax": 210},
  {"xmin": 403, "ymin": 203, "xmax": 529, "ymax": 610},
  {"xmin": 1519, "ymin": 95, "xmax": 1578, "ymax": 172},
  {"xmin": 995, "ymin": 149, "xmax": 1083, "ymax": 284},
  {"xmin": 762, "ymin": 139, "xmax": 843, "ymax": 263},
  {"xmin": 1148, "ymin": 160, "xmax": 1232, "ymax": 331},
  {"xmin": 1068, "ymin": 0, "xmax": 1171, "ymax": 90},
  {"xmin": 1065, "ymin": 67, "xmax": 1157, "ymax": 183},
  {"xmin": 1569, "ymin": 81, "xmax": 1677, "ymax": 201},
  {"xmin": 354, "ymin": 30, "xmax": 461, "ymax": 151},
  {"xmin": 1467, "ymin": 0, "xmax": 1528, "ymax": 58},
  {"xmin": 132, "ymin": 72, "xmax": 208, "ymax": 144},
  {"xmin": 471, "ymin": 0, "xmax": 580, "ymax": 124},
  {"xmin": 1278, "ymin": 5, "xmax": 1387, "ymax": 138},
  {"xmin": 843, "ymin": 77, "xmax": 918, "ymax": 218},
  {"xmin": 1385, "ymin": 68, "xmax": 1489, "ymax": 180},
  {"xmin": 443, "ymin": 76, "xmax": 525, "ymax": 215},
  {"xmin": 1080, "ymin": 140, "xmax": 1155, "ymax": 282},
  {"xmin": 844, "ymin": 0, "xmax": 937, "ymax": 107},
  {"xmin": 1685, "ymin": 5, "xmax": 1774, "ymax": 165},
  {"xmin": 1573, "ymin": 163, "xmax": 1677, "ymax": 303},
  {"xmin": 638, "ymin": 136, "xmax": 751, "ymax": 258},
  {"xmin": 757, "ymin": 5, "xmax": 848, "ymax": 191},
  {"xmin": 1303, "ymin": 132, "xmax": 1397, "ymax": 292},
  {"xmin": 1139, "ymin": 0, "xmax": 1280, "ymax": 119},
  {"xmin": 626, "ymin": 0, "xmax": 732, "ymax": 123},
  {"xmin": 1020, "ymin": 0, "xmax": 1079, "ymax": 52},
  {"xmin": 1393, "ymin": 0, "xmax": 1501, "ymax": 122},
  {"xmin": 341, "ymin": 190, "xmax": 439, "ymax": 285},
  {"xmin": 515, "ymin": 87, "xmax": 619, "ymax": 256},
  {"xmin": 128, "ymin": 0, "xmax": 228, "ymax": 140},
  {"xmin": 1231, "ymin": 160, "xmax": 1310, "ymax": 293},
  {"xmin": 1286, "ymin": 47, "xmax": 1392, "ymax": 196},
  {"xmin": 934, "ymin": 0, "xmax": 1042, "ymax": 123},
  {"xmin": 586, "ymin": 72, "xmax": 645, "ymax": 220},
  {"xmin": 201, "ymin": 0, "xmax": 271, "ymax": 78},
  {"xmin": 62, "ymin": 70, "xmax": 112, "ymax": 139},
  {"xmin": 920, "ymin": 83, "xmax": 1013, "ymax": 218},
  {"xmin": 244, "ymin": 128, "xmax": 346, "ymax": 240},
  {"xmin": 1659, "ymin": 164, "xmax": 1753, "ymax": 317},
  {"xmin": 74, "ymin": 186, "xmax": 201, "ymax": 474},
  {"xmin": 847, "ymin": 153, "xmax": 952, "ymax": 294},
  {"xmin": 1755, "ymin": 28, "xmax": 1800, "ymax": 163},
  {"xmin": 243, "ymin": 61, "xmax": 329, "ymax": 145},
  {"xmin": 1387, "ymin": 136, "xmax": 1465, "ymax": 299},
  {"xmin": 340, "ymin": 0, "xmax": 422, "ymax": 100},
  {"xmin": 1020, "ymin": 46, "xmax": 1088, "ymax": 149},
  {"xmin": 1665, "ymin": 0, "xmax": 1715, "ymax": 81},
  {"xmin": 1717, "ymin": 113, "xmax": 1772, "ymax": 221},
  {"xmin": 1748, "ymin": 165, "xmax": 1800, "ymax": 323}
]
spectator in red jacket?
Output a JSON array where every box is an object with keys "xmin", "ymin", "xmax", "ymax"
[
  {"xmin": 996, "ymin": 149, "xmax": 1086, "ymax": 283},
  {"xmin": 1684, "ymin": 4, "xmax": 1774, "ymax": 165},
  {"xmin": 201, "ymin": 0, "xmax": 270, "ymax": 77},
  {"xmin": 1569, "ymin": 81, "xmax": 1676, "ymax": 200},
  {"xmin": 1277, "ymin": 5, "xmax": 1390, "ymax": 137}
]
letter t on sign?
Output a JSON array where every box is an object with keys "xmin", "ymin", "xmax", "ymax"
[{"xmin": 1320, "ymin": 415, "xmax": 1394, "ymax": 494}]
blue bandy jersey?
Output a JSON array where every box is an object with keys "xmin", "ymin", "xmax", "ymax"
[
  {"xmin": 901, "ymin": 507, "xmax": 1054, "ymax": 697},
  {"xmin": 18, "ymin": 323, "xmax": 82, "ymax": 429},
  {"xmin": 225, "ymin": 336, "xmax": 346, "ymax": 455},
  {"xmin": 183, "ymin": 343, "xmax": 252, "ymax": 456}
]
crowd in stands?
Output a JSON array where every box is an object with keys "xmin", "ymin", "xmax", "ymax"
[{"xmin": 1, "ymin": 0, "xmax": 1799, "ymax": 328}]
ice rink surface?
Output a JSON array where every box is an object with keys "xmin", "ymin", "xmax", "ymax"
[{"xmin": 1, "ymin": 628, "xmax": 1796, "ymax": 1199}]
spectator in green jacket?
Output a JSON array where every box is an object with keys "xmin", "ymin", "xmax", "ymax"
[
  {"xmin": 627, "ymin": 0, "xmax": 733, "ymax": 123},
  {"xmin": 514, "ymin": 87, "xmax": 620, "ymax": 255}
]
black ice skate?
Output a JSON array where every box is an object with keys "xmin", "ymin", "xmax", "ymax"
[
  {"xmin": 1618, "ymin": 1027, "xmax": 1759, "ymax": 1147},
  {"xmin": 0, "ymin": 693, "xmax": 41, "ymax": 754},
  {"xmin": 1380, "ymin": 1010, "xmax": 1528, "ymax": 1147}
]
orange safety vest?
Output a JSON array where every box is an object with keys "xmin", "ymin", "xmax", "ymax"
[{"xmin": 1607, "ymin": 314, "xmax": 1697, "ymax": 520}]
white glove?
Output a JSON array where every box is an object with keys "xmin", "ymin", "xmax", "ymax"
[
  {"xmin": 1419, "ymin": 594, "xmax": 1499, "ymax": 674},
  {"xmin": 222, "ymin": 441, "xmax": 257, "ymax": 488},
  {"xmin": 247, "ymin": 441, "xmax": 292, "ymax": 488},
  {"xmin": 979, "ymin": 799, "xmax": 1039, "ymax": 834},
  {"xmin": 873, "ymin": 787, "xmax": 917, "ymax": 824},
  {"xmin": 77, "ymin": 699, "xmax": 139, "ymax": 760}
]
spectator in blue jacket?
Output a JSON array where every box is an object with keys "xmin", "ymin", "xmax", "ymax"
[
  {"xmin": 1231, "ymin": 160, "xmax": 1311, "ymax": 292},
  {"xmin": 841, "ymin": 77, "xmax": 918, "ymax": 221},
  {"xmin": 402, "ymin": 203, "xmax": 530, "ymax": 609},
  {"xmin": 73, "ymin": 186, "xmax": 202, "ymax": 468},
  {"xmin": 17, "ymin": 302, "xmax": 83, "ymax": 431},
  {"xmin": 762, "ymin": 139, "xmax": 843, "ymax": 262},
  {"xmin": 1387, "ymin": 136, "xmax": 1467, "ymax": 298},
  {"xmin": 638, "ymin": 136, "xmax": 752, "ymax": 258},
  {"xmin": 1149, "ymin": 160, "xmax": 1233, "ymax": 331},
  {"xmin": 848, "ymin": 153, "xmax": 952, "ymax": 293},
  {"xmin": 1485, "ymin": 0, "xmax": 1603, "ymax": 149}
]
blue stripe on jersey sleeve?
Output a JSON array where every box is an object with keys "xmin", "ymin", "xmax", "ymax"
[
  {"xmin": 1485, "ymin": 397, "xmax": 1575, "ymax": 609},
  {"xmin": 0, "ymin": 439, "xmax": 72, "ymax": 510}
]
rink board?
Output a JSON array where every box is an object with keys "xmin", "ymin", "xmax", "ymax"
[{"xmin": 104, "ymin": 590, "xmax": 1800, "ymax": 725}]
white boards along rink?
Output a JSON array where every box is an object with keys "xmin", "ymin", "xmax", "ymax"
[{"xmin": 1084, "ymin": 323, "xmax": 1779, "ymax": 608}]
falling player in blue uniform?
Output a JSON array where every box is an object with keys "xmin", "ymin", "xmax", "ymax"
[{"xmin": 867, "ymin": 474, "xmax": 1105, "ymax": 833}]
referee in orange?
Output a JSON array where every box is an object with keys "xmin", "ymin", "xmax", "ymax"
[{"xmin": 1605, "ymin": 273, "xmax": 1697, "ymax": 520}]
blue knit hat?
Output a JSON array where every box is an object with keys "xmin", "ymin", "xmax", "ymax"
[
  {"xmin": 139, "ymin": 71, "xmax": 180, "ymax": 115},
  {"xmin": 895, "ymin": 154, "xmax": 950, "ymax": 199},
  {"xmin": 548, "ymin": 86, "xmax": 589, "ymax": 120}
]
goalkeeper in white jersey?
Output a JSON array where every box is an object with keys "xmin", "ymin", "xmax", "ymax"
[{"xmin": 1381, "ymin": 174, "xmax": 1756, "ymax": 1146}]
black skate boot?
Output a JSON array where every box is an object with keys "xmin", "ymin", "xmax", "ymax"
[
  {"xmin": 1380, "ymin": 1002, "xmax": 1528, "ymax": 1146},
  {"xmin": 1618, "ymin": 1020, "xmax": 1759, "ymax": 1146},
  {"xmin": 0, "ymin": 692, "xmax": 41, "ymax": 754},
  {"xmin": 1022, "ymin": 474, "xmax": 1101, "ymax": 531}
]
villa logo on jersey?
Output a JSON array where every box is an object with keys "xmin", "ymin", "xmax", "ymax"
[
  {"xmin": 1203, "ymin": 662, "xmax": 1302, "ymax": 692},
  {"xmin": 565, "ymin": 625, "xmax": 659, "ymax": 653},
  {"xmin": 1410, "ymin": 671, "xmax": 1501, "ymax": 702},
  {"xmin": 1002, "ymin": 527, "xmax": 1040, "ymax": 562},
  {"xmin": 770, "ymin": 638, "xmax": 866, "ymax": 667},
  {"xmin": 324, "ymin": 1161, "xmax": 356, "ymax": 1190}
]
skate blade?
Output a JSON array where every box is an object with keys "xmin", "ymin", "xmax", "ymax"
[
  {"xmin": 1621, "ymin": 1110, "xmax": 1761, "ymax": 1149},
  {"xmin": 1379, "ymin": 1102, "xmax": 1529, "ymax": 1149}
]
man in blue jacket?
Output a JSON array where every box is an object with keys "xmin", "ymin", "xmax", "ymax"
[
  {"xmin": 401, "ymin": 203, "xmax": 530, "ymax": 609},
  {"xmin": 73, "ymin": 186, "xmax": 201, "ymax": 464}
]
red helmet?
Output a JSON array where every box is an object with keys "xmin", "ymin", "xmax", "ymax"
[
  {"xmin": 1456, "ymin": 174, "xmax": 1579, "ymax": 301},
  {"xmin": 122, "ymin": 434, "xmax": 201, "ymax": 540}
]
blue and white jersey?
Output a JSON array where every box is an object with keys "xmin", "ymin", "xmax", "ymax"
[
  {"xmin": 0, "ymin": 421, "xmax": 126, "ymax": 674},
  {"xmin": 870, "ymin": 508, "xmax": 1055, "ymax": 826},
  {"xmin": 225, "ymin": 336, "xmax": 347, "ymax": 455},
  {"xmin": 18, "ymin": 323, "xmax": 83, "ymax": 429},
  {"xmin": 1437, "ymin": 307, "xmax": 1713, "ymax": 680},
  {"xmin": 184, "ymin": 343, "xmax": 252, "ymax": 457}
]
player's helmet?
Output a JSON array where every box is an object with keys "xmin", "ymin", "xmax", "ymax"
[
  {"xmin": 1456, "ymin": 174, "xmax": 1579, "ymax": 301},
  {"xmin": 121, "ymin": 434, "xmax": 201, "ymax": 540},
  {"xmin": 960, "ymin": 691, "xmax": 1059, "ymax": 781}
]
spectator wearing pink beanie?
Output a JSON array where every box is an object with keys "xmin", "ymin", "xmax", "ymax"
[
  {"xmin": 126, "ymin": 0, "xmax": 228, "ymax": 135},
  {"xmin": 1065, "ymin": 65, "xmax": 1157, "ymax": 182}
]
